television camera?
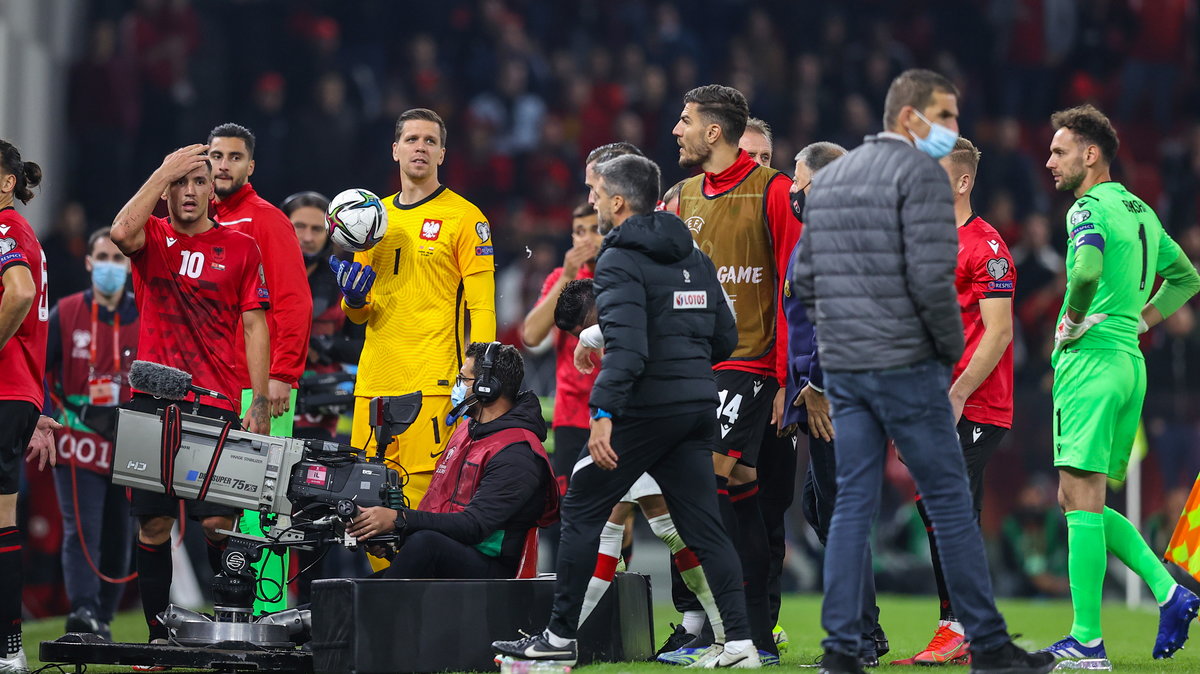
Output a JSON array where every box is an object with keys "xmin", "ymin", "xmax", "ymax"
[{"xmin": 109, "ymin": 361, "xmax": 421, "ymax": 649}]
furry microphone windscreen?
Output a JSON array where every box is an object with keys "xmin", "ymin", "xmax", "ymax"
[{"xmin": 128, "ymin": 360, "xmax": 193, "ymax": 400}]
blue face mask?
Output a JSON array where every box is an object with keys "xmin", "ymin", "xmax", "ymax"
[
  {"xmin": 450, "ymin": 381, "xmax": 468, "ymax": 408},
  {"xmin": 92, "ymin": 261, "xmax": 127, "ymax": 296},
  {"xmin": 910, "ymin": 110, "xmax": 958, "ymax": 159}
]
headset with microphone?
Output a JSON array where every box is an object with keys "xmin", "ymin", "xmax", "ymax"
[
  {"xmin": 446, "ymin": 341, "xmax": 503, "ymax": 424},
  {"xmin": 472, "ymin": 341, "xmax": 503, "ymax": 404}
]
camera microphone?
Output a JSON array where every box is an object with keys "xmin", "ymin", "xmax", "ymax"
[{"xmin": 129, "ymin": 360, "xmax": 230, "ymax": 402}]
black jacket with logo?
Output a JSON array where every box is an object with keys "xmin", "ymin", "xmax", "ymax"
[{"xmin": 589, "ymin": 211, "xmax": 737, "ymax": 418}]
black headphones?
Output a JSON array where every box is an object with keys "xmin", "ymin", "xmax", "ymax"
[{"xmin": 473, "ymin": 341, "xmax": 504, "ymax": 404}]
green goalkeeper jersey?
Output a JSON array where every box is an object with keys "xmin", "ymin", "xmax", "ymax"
[{"xmin": 1056, "ymin": 181, "xmax": 1184, "ymax": 357}]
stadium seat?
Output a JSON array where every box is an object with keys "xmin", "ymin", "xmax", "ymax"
[{"xmin": 515, "ymin": 529, "xmax": 539, "ymax": 579}]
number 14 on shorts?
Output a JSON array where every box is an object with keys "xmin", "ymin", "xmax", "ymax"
[{"xmin": 717, "ymin": 389, "xmax": 743, "ymax": 425}]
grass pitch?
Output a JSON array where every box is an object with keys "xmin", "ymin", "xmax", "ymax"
[{"xmin": 22, "ymin": 593, "xmax": 1200, "ymax": 672}]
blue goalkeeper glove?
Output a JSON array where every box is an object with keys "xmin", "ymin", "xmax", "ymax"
[{"xmin": 329, "ymin": 255, "xmax": 376, "ymax": 309}]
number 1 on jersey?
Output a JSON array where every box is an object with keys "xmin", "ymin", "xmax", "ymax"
[
  {"xmin": 393, "ymin": 247, "xmax": 401, "ymax": 274},
  {"xmin": 1138, "ymin": 223, "xmax": 1147, "ymax": 291}
]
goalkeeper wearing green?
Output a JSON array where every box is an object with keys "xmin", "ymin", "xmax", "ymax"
[{"xmin": 1042, "ymin": 104, "xmax": 1200, "ymax": 665}]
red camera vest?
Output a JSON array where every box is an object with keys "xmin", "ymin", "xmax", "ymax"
[
  {"xmin": 421, "ymin": 423, "xmax": 560, "ymax": 527},
  {"xmin": 53, "ymin": 291, "xmax": 139, "ymax": 473}
]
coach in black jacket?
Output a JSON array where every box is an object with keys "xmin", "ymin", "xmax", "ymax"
[{"xmin": 493, "ymin": 154, "xmax": 757, "ymax": 668}]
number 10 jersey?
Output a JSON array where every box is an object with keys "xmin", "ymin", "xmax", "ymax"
[{"xmin": 129, "ymin": 216, "xmax": 269, "ymax": 411}]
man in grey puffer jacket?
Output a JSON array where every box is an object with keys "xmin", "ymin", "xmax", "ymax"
[{"xmin": 791, "ymin": 69, "xmax": 1053, "ymax": 674}]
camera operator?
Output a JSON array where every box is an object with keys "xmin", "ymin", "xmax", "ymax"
[
  {"xmin": 347, "ymin": 342, "xmax": 559, "ymax": 579},
  {"xmin": 45, "ymin": 227, "xmax": 138, "ymax": 640},
  {"xmin": 281, "ymin": 191, "xmax": 364, "ymax": 442}
]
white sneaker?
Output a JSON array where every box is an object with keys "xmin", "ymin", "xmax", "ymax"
[
  {"xmin": 687, "ymin": 644, "xmax": 724, "ymax": 668},
  {"xmin": 705, "ymin": 641, "xmax": 761, "ymax": 669},
  {"xmin": 0, "ymin": 648, "xmax": 28, "ymax": 673}
]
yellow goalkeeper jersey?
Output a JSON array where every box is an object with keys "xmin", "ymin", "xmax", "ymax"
[{"xmin": 347, "ymin": 185, "xmax": 495, "ymax": 397}]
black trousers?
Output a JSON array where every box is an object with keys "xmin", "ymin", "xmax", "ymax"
[
  {"xmin": 801, "ymin": 432, "xmax": 882, "ymax": 651},
  {"xmin": 548, "ymin": 409, "xmax": 749, "ymax": 642},
  {"xmin": 384, "ymin": 530, "xmax": 513, "ymax": 579},
  {"xmin": 545, "ymin": 426, "xmax": 589, "ymax": 568},
  {"xmin": 758, "ymin": 426, "xmax": 797, "ymax": 625}
]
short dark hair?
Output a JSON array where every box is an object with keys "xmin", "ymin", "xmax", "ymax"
[
  {"xmin": 554, "ymin": 279, "xmax": 595, "ymax": 332},
  {"xmin": 796, "ymin": 142, "xmax": 847, "ymax": 174},
  {"xmin": 394, "ymin": 108, "xmax": 447, "ymax": 146},
  {"xmin": 682, "ymin": 85, "xmax": 750, "ymax": 145},
  {"xmin": 594, "ymin": 155, "xmax": 661, "ymax": 216},
  {"xmin": 1050, "ymin": 104, "xmax": 1119, "ymax": 165},
  {"xmin": 281, "ymin": 191, "xmax": 330, "ymax": 216},
  {"xmin": 572, "ymin": 202, "xmax": 596, "ymax": 219},
  {"xmin": 745, "ymin": 117, "xmax": 773, "ymax": 145},
  {"xmin": 87, "ymin": 227, "xmax": 113, "ymax": 256},
  {"xmin": 586, "ymin": 142, "xmax": 644, "ymax": 166},
  {"xmin": 207, "ymin": 123, "xmax": 256, "ymax": 157},
  {"xmin": 882, "ymin": 69, "xmax": 959, "ymax": 130},
  {"xmin": 0, "ymin": 140, "xmax": 42, "ymax": 205},
  {"xmin": 946, "ymin": 137, "xmax": 982, "ymax": 177},
  {"xmin": 465, "ymin": 342, "xmax": 524, "ymax": 403}
]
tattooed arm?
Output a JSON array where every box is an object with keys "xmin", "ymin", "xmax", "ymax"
[{"xmin": 241, "ymin": 308, "xmax": 271, "ymax": 433}]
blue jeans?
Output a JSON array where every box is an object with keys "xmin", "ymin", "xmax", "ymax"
[
  {"xmin": 53, "ymin": 464, "xmax": 131, "ymax": 622},
  {"xmin": 821, "ymin": 358, "xmax": 1007, "ymax": 656}
]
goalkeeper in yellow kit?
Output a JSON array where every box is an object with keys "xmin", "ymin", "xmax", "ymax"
[
  {"xmin": 1040, "ymin": 104, "xmax": 1200, "ymax": 666},
  {"xmin": 330, "ymin": 108, "xmax": 496, "ymax": 544}
]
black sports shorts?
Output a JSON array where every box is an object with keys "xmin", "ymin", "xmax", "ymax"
[
  {"xmin": 0, "ymin": 400, "xmax": 39, "ymax": 494},
  {"xmin": 957, "ymin": 417, "xmax": 1006, "ymax": 516},
  {"xmin": 712, "ymin": 370, "xmax": 779, "ymax": 468}
]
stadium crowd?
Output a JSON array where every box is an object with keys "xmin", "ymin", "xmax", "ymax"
[{"xmin": 13, "ymin": 0, "xmax": 1199, "ymax": 632}]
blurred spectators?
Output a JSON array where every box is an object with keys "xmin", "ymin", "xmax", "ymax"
[
  {"xmin": 42, "ymin": 203, "xmax": 93, "ymax": 307},
  {"xmin": 58, "ymin": 0, "xmax": 1200, "ymax": 594},
  {"xmin": 996, "ymin": 479, "xmax": 1070, "ymax": 598},
  {"xmin": 288, "ymin": 72, "xmax": 359, "ymax": 197}
]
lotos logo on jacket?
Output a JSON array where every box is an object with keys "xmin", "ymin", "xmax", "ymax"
[
  {"xmin": 673, "ymin": 290, "xmax": 708, "ymax": 309},
  {"xmin": 421, "ymin": 219, "xmax": 443, "ymax": 241}
]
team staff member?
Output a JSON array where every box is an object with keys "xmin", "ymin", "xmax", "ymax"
[
  {"xmin": 739, "ymin": 118, "xmax": 773, "ymax": 167},
  {"xmin": 111, "ymin": 144, "xmax": 271, "ymax": 643},
  {"xmin": 782, "ymin": 141, "xmax": 891, "ymax": 669},
  {"xmin": 0, "ymin": 140, "xmax": 54, "ymax": 672},
  {"xmin": 494, "ymin": 155, "xmax": 757, "ymax": 668},
  {"xmin": 891, "ymin": 138, "xmax": 1017, "ymax": 666},
  {"xmin": 672, "ymin": 84, "xmax": 799, "ymax": 658},
  {"xmin": 209, "ymin": 123, "xmax": 312, "ymax": 418},
  {"xmin": 283, "ymin": 191, "xmax": 364, "ymax": 442},
  {"xmin": 331, "ymin": 108, "xmax": 496, "ymax": 544},
  {"xmin": 46, "ymin": 228, "xmax": 138, "ymax": 641},
  {"xmin": 558, "ymin": 280, "xmax": 727, "ymax": 649},
  {"xmin": 793, "ymin": 68, "xmax": 1050, "ymax": 674},
  {"xmin": 348, "ymin": 343, "xmax": 557, "ymax": 579},
  {"xmin": 1039, "ymin": 105, "xmax": 1200, "ymax": 665}
]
